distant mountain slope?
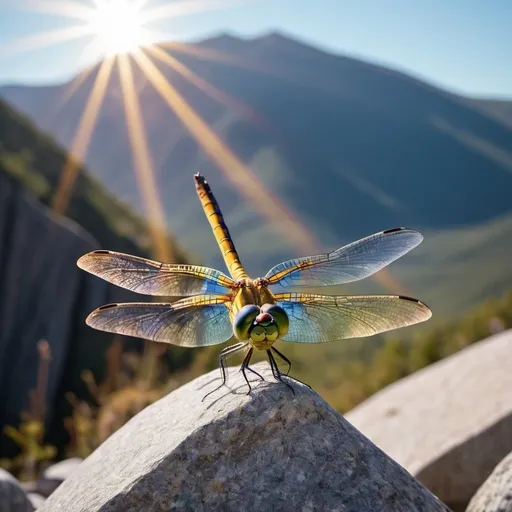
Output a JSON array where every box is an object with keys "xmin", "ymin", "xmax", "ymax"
[
  {"xmin": 470, "ymin": 98, "xmax": 512, "ymax": 129},
  {"xmin": 392, "ymin": 213, "xmax": 512, "ymax": 317},
  {"xmin": 1, "ymin": 32, "xmax": 511, "ymax": 315}
]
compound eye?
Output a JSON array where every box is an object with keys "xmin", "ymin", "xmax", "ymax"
[
  {"xmin": 233, "ymin": 304, "xmax": 259, "ymax": 341},
  {"xmin": 261, "ymin": 303, "xmax": 289, "ymax": 338}
]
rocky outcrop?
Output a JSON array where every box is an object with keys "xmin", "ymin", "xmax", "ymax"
[
  {"xmin": 466, "ymin": 450, "xmax": 512, "ymax": 512},
  {"xmin": 345, "ymin": 329, "xmax": 512, "ymax": 511},
  {"xmin": 0, "ymin": 468, "xmax": 34, "ymax": 511},
  {"xmin": 39, "ymin": 362, "xmax": 449, "ymax": 512},
  {"xmin": 0, "ymin": 172, "xmax": 137, "ymax": 456}
]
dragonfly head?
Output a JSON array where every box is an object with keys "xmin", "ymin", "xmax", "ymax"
[{"xmin": 233, "ymin": 303, "xmax": 289, "ymax": 344}]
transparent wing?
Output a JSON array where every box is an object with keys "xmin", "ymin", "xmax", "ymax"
[
  {"xmin": 77, "ymin": 250, "xmax": 235, "ymax": 296},
  {"xmin": 266, "ymin": 228, "xmax": 423, "ymax": 291},
  {"xmin": 275, "ymin": 293, "xmax": 431, "ymax": 343},
  {"xmin": 85, "ymin": 295, "xmax": 234, "ymax": 347}
]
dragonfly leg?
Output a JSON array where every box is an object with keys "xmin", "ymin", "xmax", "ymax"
[
  {"xmin": 240, "ymin": 347, "xmax": 255, "ymax": 395},
  {"xmin": 267, "ymin": 350, "xmax": 295, "ymax": 395},
  {"xmin": 270, "ymin": 346, "xmax": 291, "ymax": 375},
  {"xmin": 243, "ymin": 365, "xmax": 265, "ymax": 381},
  {"xmin": 271, "ymin": 347, "xmax": 312, "ymax": 389},
  {"xmin": 202, "ymin": 342, "xmax": 247, "ymax": 401}
]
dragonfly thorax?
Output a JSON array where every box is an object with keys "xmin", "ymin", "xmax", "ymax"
[{"xmin": 233, "ymin": 303, "xmax": 289, "ymax": 350}]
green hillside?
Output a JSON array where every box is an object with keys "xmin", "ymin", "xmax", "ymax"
[
  {"xmin": 0, "ymin": 98, "xmax": 186, "ymax": 261},
  {"xmin": 393, "ymin": 214, "xmax": 512, "ymax": 318}
]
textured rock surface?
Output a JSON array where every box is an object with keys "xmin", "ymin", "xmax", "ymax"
[
  {"xmin": 0, "ymin": 173, "xmax": 135, "ymax": 455},
  {"xmin": 466, "ymin": 450, "xmax": 512, "ymax": 512},
  {"xmin": 0, "ymin": 468, "xmax": 34, "ymax": 511},
  {"xmin": 40, "ymin": 362, "xmax": 449, "ymax": 512},
  {"xmin": 346, "ymin": 330, "xmax": 512, "ymax": 511}
]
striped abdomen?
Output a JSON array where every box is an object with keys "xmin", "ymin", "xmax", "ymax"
[{"xmin": 194, "ymin": 173, "xmax": 248, "ymax": 281}]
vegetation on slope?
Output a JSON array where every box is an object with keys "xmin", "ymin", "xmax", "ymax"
[{"xmin": 0, "ymin": 98, "xmax": 186, "ymax": 260}]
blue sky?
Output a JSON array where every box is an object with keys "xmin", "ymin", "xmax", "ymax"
[{"xmin": 0, "ymin": 0, "xmax": 510, "ymax": 98}]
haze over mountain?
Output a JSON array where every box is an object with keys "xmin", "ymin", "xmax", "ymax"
[{"xmin": 2, "ymin": 31, "xmax": 512, "ymax": 315}]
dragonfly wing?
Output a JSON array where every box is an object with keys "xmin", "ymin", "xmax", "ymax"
[
  {"xmin": 77, "ymin": 250, "xmax": 235, "ymax": 296},
  {"xmin": 86, "ymin": 295, "xmax": 234, "ymax": 347},
  {"xmin": 275, "ymin": 293, "xmax": 431, "ymax": 343},
  {"xmin": 266, "ymin": 228, "xmax": 423, "ymax": 291}
]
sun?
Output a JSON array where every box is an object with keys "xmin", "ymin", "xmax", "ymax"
[{"xmin": 89, "ymin": 0, "xmax": 148, "ymax": 56}]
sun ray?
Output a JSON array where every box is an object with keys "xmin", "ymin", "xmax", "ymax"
[
  {"xmin": 51, "ymin": 56, "xmax": 115, "ymax": 216},
  {"xmin": 146, "ymin": 45, "xmax": 269, "ymax": 130},
  {"xmin": 133, "ymin": 49, "xmax": 407, "ymax": 293},
  {"xmin": 117, "ymin": 53, "xmax": 173, "ymax": 262},
  {"xmin": 40, "ymin": 64, "xmax": 97, "ymax": 132},
  {"xmin": 12, "ymin": 0, "xmax": 94, "ymax": 20},
  {"xmin": 0, "ymin": 0, "xmax": 407, "ymax": 293},
  {"xmin": 59, "ymin": 63, "xmax": 96, "ymax": 107},
  {"xmin": 163, "ymin": 40, "xmax": 272, "ymax": 75},
  {"xmin": 165, "ymin": 40, "xmax": 346, "ymax": 98},
  {"xmin": 132, "ymin": 49, "xmax": 318, "ymax": 255},
  {"xmin": 0, "ymin": 24, "xmax": 93, "ymax": 58}
]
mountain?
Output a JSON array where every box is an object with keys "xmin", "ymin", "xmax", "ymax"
[
  {"xmin": 470, "ymin": 98, "xmax": 512, "ymax": 129},
  {"xmin": 2, "ymin": 31, "xmax": 512, "ymax": 315},
  {"xmin": 0, "ymin": 97, "xmax": 190, "ymax": 455}
]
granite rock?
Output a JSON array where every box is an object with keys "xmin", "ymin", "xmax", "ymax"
[
  {"xmin": 466, "ymin": 450, "xmax": 512, "ymax": 512},
  {"xmin": 0, "ymin": 468, "xmax": 34, "ymax": 511},
  {"xmin": 345, "ymin": 330, "xmax": 512, "ymax": 511},
  {"xmin": 40, "ymin": 361, "xmax": 449, "ymax": 512}
]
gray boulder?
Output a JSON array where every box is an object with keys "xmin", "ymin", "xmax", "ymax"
[
  {"xmin": 345, "ymin": 329, "xmax": 512, "ymax": 511},
  {"xmin": 40, "ymin": 361, "xmax": 449, "ymax": 512},
  {"xmin": 466, "ymin": 450, "xmax": 512, "ymax": 512},
  {"xmin": 0, "ymin": 468, "xmax": 34, "ymax": 511}
]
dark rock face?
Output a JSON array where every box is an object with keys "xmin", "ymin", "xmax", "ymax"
[
  {"xmin": 39, "ymin": 362, "xmax": 450, "ymax": 512},
  {"xmin": 0, "ymin": 173, "xmax": 135, "ymax": 456},
  {"xmin": 466, "ymin": 450, "xmax": 512, "ymax": 512},
  {"xmin": 0, "ymin": 468, "xmax": 34, "ymax": 511}
]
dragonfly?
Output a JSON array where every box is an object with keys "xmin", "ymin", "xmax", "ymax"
[{"xmin": 77, "ymin": 173, "xmax": 432, "ymax": 398}]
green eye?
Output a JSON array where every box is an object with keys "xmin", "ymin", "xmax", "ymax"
[
  {"xmin": 265, "ymin": 323, "xmax": 279, "ymax": 342},
  {"xmin": 233, "ymin": 305, "xmax": 259, "ymax": 341},
  {"xmin": 249, "ymin": 325, "xmax": 266, "ymax": 342},
  {"xmin": 261, "ymin": 304, "xmax": 289, "ymax": 338}
]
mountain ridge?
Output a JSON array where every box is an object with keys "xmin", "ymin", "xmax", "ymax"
[{"xmin": 1, "ymin": 31, "xmax": 511, "ymax": 315}]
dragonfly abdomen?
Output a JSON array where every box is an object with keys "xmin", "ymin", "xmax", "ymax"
[{"xmin": 194, "ymin": 173, "xmax": 248, "ymax": 281}]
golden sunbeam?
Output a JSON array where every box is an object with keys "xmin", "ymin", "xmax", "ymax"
[
  {"xmin": 166, "ymin": 40, "xmax": 346, "ymax": 99},
  {"xmin": 58, "ymin": 64, "xmax": 96, "ymax": 109},
  {"xmin": 146, "ymin": 45, "xmax": 269, "ymax": 130},
  {"xmin": 37, "ymin": 64, "xmax": 97, "ymax": 132},
  {"xmin": 163, "ymin": 40, "xmax": 271, "ymax": 75},
  {"xmin": 14, "ymin": 0, "xmax": 94, "ymax": 20},
  {"xmin": 52, "ymin": 56, "xmax": 115, "ymax": 216},
  {"xmin": 133, "ymin": 49, "xmax": 319, "ymax": 255},
  {"xmin": 134, "ymin": 49, "xmax": 406, "ymax": 293},
  {"xmin": 0, "ymin": 24, "xmax": 92, "ymax": 57},
  {"xmin": 117, "ymin": 53, "xmax": 173, "ymax": 262}
]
